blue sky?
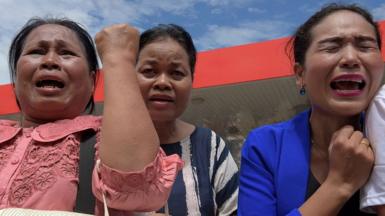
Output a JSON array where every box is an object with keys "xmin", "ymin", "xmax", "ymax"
[{"xmin": 0, "ymin": 0, "xmax": 384, "ymax": 84}]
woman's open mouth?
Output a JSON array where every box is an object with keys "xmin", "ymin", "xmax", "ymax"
[
  {"xmin": 330, "ymin": 74, "xmax": 366, "ymax": 97},
  {"xmin": 36, "ymin": 79, "xmax": 65, "ymax": 89},
  {"xmin": 35, "ymin": 78, "xmax": 66, "ymax": 96}
]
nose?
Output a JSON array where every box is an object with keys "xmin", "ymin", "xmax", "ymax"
[
  {"xmin": 339, "ymin": 45, "xmax": 360, "ymax": 70},
  {"xmin": 153, "ymin": 73, "xmax": 172, "ymax": 91},
  {"xmin": 40, "ymin": 51, "xmax": 60, "ymax": 70}
]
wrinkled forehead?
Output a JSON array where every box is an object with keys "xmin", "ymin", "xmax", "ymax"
[
  {"xmin": 310, "ymin": 10, "xmax": 378, "ymax": 43},
  {"xmin": 23, "ymin": 24, "xmax": 84, "ymax": 49},
  {"xmin": 139, "ymin": 38, "xmax": 189, "ymax": 60}
]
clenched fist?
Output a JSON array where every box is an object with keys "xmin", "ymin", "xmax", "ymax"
[
  {"xmin": 326, "ymin": 125, "xmax": 374, "ymax": 196},
  {"xmin": 95, "ymin": 24, "xmax": 140, "ymax": 64}
]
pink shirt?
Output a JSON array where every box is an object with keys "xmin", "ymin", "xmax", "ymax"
[{"xmin": 0, "ymin": 115, "xmax": 183, "ymax": 214}]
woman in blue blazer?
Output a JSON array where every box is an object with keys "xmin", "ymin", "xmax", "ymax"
[{"xmin": 239, "ymin": 3, "xmax": 384, "ymax": 216}]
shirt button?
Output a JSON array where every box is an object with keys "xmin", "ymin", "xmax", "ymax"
[{"xmin": 11, "ymin": 159, "xmax": 19, "ymax": 165}]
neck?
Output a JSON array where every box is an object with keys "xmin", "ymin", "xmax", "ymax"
[
  {"xmin": 309, "ymin": 108, "xmax": 361, "ymax": 152},
  {"xmin": 21, "ymin": 112, "xmax": 81, "ymax": 128},
  {"xmin": 154, "ymin": 119, "xmax": 194, "ymax": 144},
  {"xmin": 153, "ymin": 119, "xmax": 179, "ymax": 144},
  {"xmin": 22, "ymin": 116, "xmax": 49, "ymax": 128}
]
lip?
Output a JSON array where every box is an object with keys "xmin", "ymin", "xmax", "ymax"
[
  {"xmin": 33, "ymin": 73, "xmax": 66, "ymax": 96},
  {"xmin": 331, "ymin": 74, "xmax": 366, "ymax": 82},
  {"xmin": 148, "ymin": 94, "xmax": 175, "ymax": 109},
  {"xmin": 149, "ymin": 94, "xmax": 174, "ymax": 102},
  {"xmin": 330, "ymin": 74, "xmax": 366, "ymax": 97}
]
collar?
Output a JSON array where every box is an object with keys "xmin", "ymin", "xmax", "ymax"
[{"xmin": 0, "ymin": 115, "xmax": 101, "ymax": 144}]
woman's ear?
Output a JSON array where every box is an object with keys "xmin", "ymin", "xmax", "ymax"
[
  {"xmin": 90, "ymin": 71, "xmax": 96, "ymax": 93},
  {"xmin": 294, "ymin": 63, "xmax": 305, "ymax": 88},
  {"xmin": 12, "ymin": 84, "xmax": 22, "ymax": 111}
]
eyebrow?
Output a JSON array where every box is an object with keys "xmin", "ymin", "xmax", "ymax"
[
  {"xmin": 142, "ymin": 58, "xmax": 185, "ymax": 65},
  {"xmin": 140, "ymin": 59, "xmax": 189, "ymax": 72},
  {"xmin": 355, "ymin": 35, "xmax": 377, "ymax": 43},
  {"xmin": 317, "ymin": 36, "xmax": 344, "ymax": 45},
  {"xmin": 317, "ymin": 35, "xmax": 377, "ymax": 45},
  {"xmin": 169, "ymin": 60, "xmax": 185, "ymax": 66},
  {"xmin": 141, "ymin": 59, "xmax": 158, "ymax": 65},
  {"xmin": 56, "ymin": 40, "xmax": 72, "ymax": 47},
  {"xmin": 26, "ymin": 39, "xmax": 79, "ymax": 50}
]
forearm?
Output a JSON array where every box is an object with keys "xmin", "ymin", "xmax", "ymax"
[
  {"xmin": 299, "ymin": 180, "xmax": 351, "ymax": 216},
  {"xmin": 98, "ymin": 26, "xmax": 159, "ymax": 172},
  {"xmin": 376, "ymin": 205, "xmax": 385, "ymax": 216}
]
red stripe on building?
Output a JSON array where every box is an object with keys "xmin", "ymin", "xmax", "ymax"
[
  {"xmin": 1, "ymin": 20, "xmax": 385, "ymax": 115},
  {"xmin": 0, "ymin": 84, "xmax": 18, "ymax": 114}
]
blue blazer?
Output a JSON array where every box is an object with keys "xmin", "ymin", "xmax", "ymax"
[{"xmin": 238, "ymin": 110, "xmax": 311, "ymax": 216}]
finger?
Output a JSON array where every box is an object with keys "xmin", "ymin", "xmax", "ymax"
[
  {"xmin": 361, "ymin": 139, "xmax": 374, "ymax": 165},
  {"xmin": 331, "ymin": 125, "xmax": 354, "ymax": 148},
  {"xmin": 360, "ymin": 138, "xmax": 371, "ymax": 148},
  {"xmin": 357, "ymin": 138, "xmax": 374, "ymax": 163},
  {"xmin": 334, "ymin": 125, "xmax": 355, "ymax": 139},
  {"xmin": 366, "ymin": 143, "xmax": 374, "ymax": 160},
  {"xmin": 349, "ymin": 131, "xmax": 364, "ymax": 147}
]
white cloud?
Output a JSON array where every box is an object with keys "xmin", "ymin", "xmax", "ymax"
[
  {"xmin": 211, "ymin": 8, "xmax": 222, "ymax": 14},
  {"xmin": 0, "ymin": 0, "xmax": 203, "ymax": 84},
  {"xmin": 138, "ymin": 0, "xmax": 196, "ymax": 15},
  {"xmin": 204, "ymin": 0, "xmax": 254, "ymax": 7},
  {"xmin": 0, "ymin": 0, "xmax": 272, "ymax": 84},
  {"xmin": 247, "ymin": 7, "xmax": 265, "ymax": 13},
  {"xmin": 0, "ymin": 36, "xmax": 10, "ymax": 83},
  {"xmin": 195, "ymin": 20, "xmax": 293, "ymax": 50},
  {"xmin": 372, "ymin": 4, "xmax": 385, "ymax": 21}
]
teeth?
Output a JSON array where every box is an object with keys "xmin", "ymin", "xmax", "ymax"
[
  {"xmin": 334, "ymin": 79, "xmax": 363, "ymax": 83},
  {"xmin": 36, "ymin": 80, "xmax": 64, "ymax": 88},
  {"xmin": 330, "ymin": 79, "xmax": 365, "ymax": 90}
]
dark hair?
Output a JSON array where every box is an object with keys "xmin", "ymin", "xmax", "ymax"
[
  {"xmin": 8, "ymin": 17, "xmax": 99, "ymax": 113},
  {"xmin": 287, "ymin": 3, "xmax": 382, "ymax": 65},
  {"xmin": 139, "ymin": 24, "xmax": 197, "ymax": 78}
]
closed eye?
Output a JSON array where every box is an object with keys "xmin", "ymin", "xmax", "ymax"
[
  {"xmin": 322, "ymin": 45, "xmax": 340, "ymax": 53},
  {"xmin": 317, "ymin": 37, "xmax": 342, "ymax": 53},
  {"xmin": 357, "ymin": 42, "xmax": 378, "ymax": 52},
  {"xmin": 59, "ymin": 49, "xmax": 77, "ymax": 56},
  {"xmin": 26, "ymin": 48, "xmax": 46, "ymax": 55}
]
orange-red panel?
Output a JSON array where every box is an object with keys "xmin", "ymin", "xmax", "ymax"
[
  {"xmin": 193, "ymin": 37, "xmax": 292, "ymax": 88},
  {"xmin": 0, "ymin": 84, "xmax": 19, "ymax": 114}
]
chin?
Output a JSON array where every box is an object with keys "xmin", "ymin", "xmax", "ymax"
[
  {"xmin": 25, "ymin": 103, "xmax": 83, "ymax": 121},
  {"xmin": 334, "ymin": 109, "xmax": 362, "ymax": 117},
  {"xmin": 150, "ymin": 115, "xmax": 172, "ymax": 122},
  {"xmin": 150, "ymin": 112, "xmax": 178, "ymax": 123},
  {"xmin": 329, "ymin": 102, "xmax": 367, "ymax": 117}
]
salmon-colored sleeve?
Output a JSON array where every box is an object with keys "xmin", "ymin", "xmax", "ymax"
[{"xmin": 92, "ymin": 148, "xmax": 183, "ymax": 213}]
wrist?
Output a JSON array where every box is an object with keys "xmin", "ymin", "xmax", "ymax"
[
  {"xmin": 101, "ymin": 50, "xmax": 137, "ymax": 65},
  {"xmin": 323, "ymin": 177, "xmax": 355, "ymax": 201},
  {"xmin": 299, "ymin": 178, "xmax": 353, "ymax": 216}
]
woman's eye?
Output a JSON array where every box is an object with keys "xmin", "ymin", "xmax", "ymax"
[
  {"xmin": 27, "ymin": 49, "xmax": 45, "ymax": 55},
  {"xmin": 323, "ymin": 46, "xmax": 339, "ymax": 53},
  {"xmin": 60, "ymin": 50, "xmax": 76, "ymax": 57},
  {"xmin": 141, "ymin": 68, "xmax": 156, "ymax": 77},
  {"xmin": 358, "ymin": 43, "xmax": 377, "ymax": 51},
  {"xmin": 171, "ymin": 70, "xmax": 185, "ymax": 80}
]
